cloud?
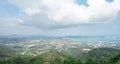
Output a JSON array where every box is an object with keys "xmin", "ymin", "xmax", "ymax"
[
  {"xmin": 9, "ymin": 0, "xmax": 120, "ymax": 29},
  {"xmin": 0, "ymin": 18, "xmax": 23, "ymax": 27}
]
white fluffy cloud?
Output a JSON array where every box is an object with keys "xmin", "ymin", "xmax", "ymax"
[
  {"xmin": 0, "ymin": 18, "xmax": 23, "ymax": 27},
  {"xmin": 9, "ymin": 0, "xmax": 120, "ymax": 28}
]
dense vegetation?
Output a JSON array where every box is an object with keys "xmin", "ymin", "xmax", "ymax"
[
  {"xmin": 0, "ymin": 45, "xmax": 15, "ymax": 57},
  {"xmin": 0, "ymin": 51, "xmax": 120, "ymax": 64},
  {"xmin": 0, "ymin": 44, "xmax": 120, "ymax": 64},
  {"xmin": 83, "ymin": 47, "xmax": 120, "ymax": 58}
]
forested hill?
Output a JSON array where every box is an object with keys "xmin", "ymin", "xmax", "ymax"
[
  {"xmin": 0, "ymin": 45, "xmax": 15, "ymax": 57},
  {"xmin": 0, "ymin": 48, "xmax": 120, "ymax": 64},
  {"xmin": 83, "ymin": 47, "xmax": 120, "ymax": 58}
]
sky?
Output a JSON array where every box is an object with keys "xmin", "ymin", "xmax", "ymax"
[{"xmin": 0, "ymin": 0, "xmax": 120, "ymax": 36}]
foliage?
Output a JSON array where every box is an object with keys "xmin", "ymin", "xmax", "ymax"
[
  {"xmin": 0, "ymin": 45, "xmax": 120, "ymax": 64},
  {"xmin": 83, "ymin": 47, "xmax": 120, "ymax": 58},
  {"xmin": 0, "ymin": 45, "xmax": 15, "ymax": 57}
]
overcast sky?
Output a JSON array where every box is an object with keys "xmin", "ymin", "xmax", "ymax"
[{"xmin": 0, "ymin": 0, "xmax": 120, "ymax": 36}]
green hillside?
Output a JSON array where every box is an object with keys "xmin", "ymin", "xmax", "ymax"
[
  {"xmin": 83, "ymin": 47, "xmax": 120, "ymax": 59},
  {"xmin": 0, "ymin": 51, "xmax": 120, "ymax": 64},
  {"xmin": 0, "ymin": 51, "xmax": 83, "ymax": 64},
  {"xmin": 0, "ymin": 45, "xmax": 15, "ymax": 57},
  {"xmin": 0, "ymin": 44, "xmax": 120, "ymax": 64}
]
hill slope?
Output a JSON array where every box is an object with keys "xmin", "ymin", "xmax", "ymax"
[
  {"xmin": 83, "ymin": 47, "xmax": 120, "ymax": 58},
  {"xmin": 0, "ymin": 45, "xmax": 15, "ymax": 57}
]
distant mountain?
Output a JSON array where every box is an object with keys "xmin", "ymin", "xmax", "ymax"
[{"xmin": 0, "ymin": 34, "xmax": 120, "ymax": 44}]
